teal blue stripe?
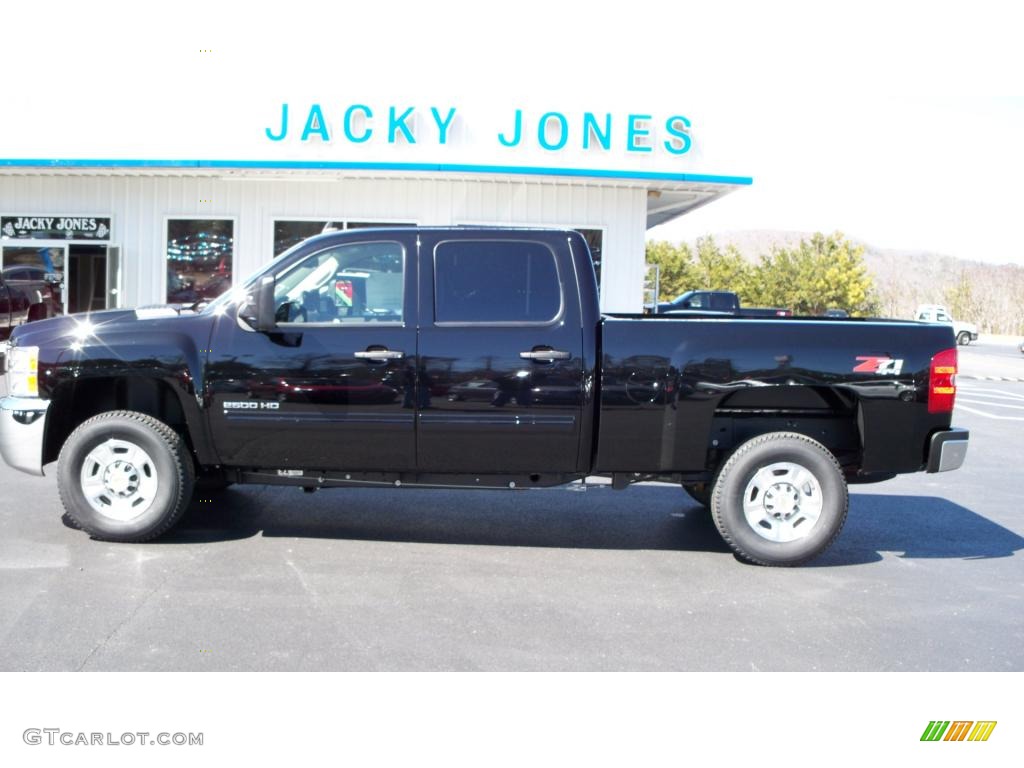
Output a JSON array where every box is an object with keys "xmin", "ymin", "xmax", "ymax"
[{"xmin": 0, "ymin": 158, "xmax": 752, "ymax": 185}]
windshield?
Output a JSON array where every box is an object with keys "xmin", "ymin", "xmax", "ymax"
[
  {"xmin": 671, "ymin": 291, "xmax": 696, "ymax": 307},
  {"xmin": 199, "ymin": 238, "xmax": 312, "ymax": 315}
]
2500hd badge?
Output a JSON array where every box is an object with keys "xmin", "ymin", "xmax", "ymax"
[{"xmin": 223, "ymin": 401, "xmax": 280, "ymax": 410}]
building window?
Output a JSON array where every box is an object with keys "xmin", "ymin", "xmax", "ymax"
[
  {"xmin": 166, "ymin": 219, "xmax": 234, "ymax": 304},
  {"xmin": 274, "ymin": 221, "xmax": 333, "ymax": 256},
  {"xmin": 273, "ymin": 220, "xmax": 414, "ymax": 256}
]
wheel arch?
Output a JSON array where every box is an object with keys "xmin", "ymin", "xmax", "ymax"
[{"xmin": 43, "ymin": 375, "xmax": 214, "ymax": 468}]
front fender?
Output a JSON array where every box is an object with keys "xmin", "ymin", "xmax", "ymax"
[{"xmin": 41, "ymin": 322, "xmax": 217, "ymax": 465}]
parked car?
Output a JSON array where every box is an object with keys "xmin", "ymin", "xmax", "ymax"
[
  {"xmin": 0, "ymin": 274, "xmax": 32, "ymax": 341},
  {"xmin": 915, "ymin": 304, "xmax": 978, "ymax": 346},
  {"xmin": 1, "ymin": 265, "xmax": 61, "ymax": 320},
  {"xmin": 656, "ymin": 290, "xmax": 792, "ymax": 317},
  {"xmin": 823, "ymin": 308, "xmax": 849, "ymax": 318},
  {"xmin": 0, "ymin": 228, "xmax": 968, "ymax": 566}
]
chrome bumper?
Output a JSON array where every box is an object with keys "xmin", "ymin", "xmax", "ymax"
[
  {"xmin": 0, "ymin": 396, "xmax": 50, "ymax": 476},
  {"xmin": 926, "ymin": 427, "xmax": 969, "ymax": 473}
]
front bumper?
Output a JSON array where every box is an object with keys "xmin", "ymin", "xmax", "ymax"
[
  {"xmin": 0, "ymin": 396, "xmax": 50, "ymax": 476},
  {"xmin": 926, "ymin": 427, "xmax": 969, "ymax": 473}
]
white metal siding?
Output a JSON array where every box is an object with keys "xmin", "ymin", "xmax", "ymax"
[{"xmin": 0, "ymin": 174, "xmax": 648, "ymax": 312}]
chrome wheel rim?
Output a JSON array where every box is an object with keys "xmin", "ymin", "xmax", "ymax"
[
  {"xmin": 742, "ymin": 461, "xmax": 823, "ymax": 543},
  {"xmin": 79, "ymin": 438, "xmax": 159, "ymax": 521}
]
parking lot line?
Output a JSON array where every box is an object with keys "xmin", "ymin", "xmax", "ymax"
[
  {"xmin": 957, "ymin": 387, "xmax": 1024, "ymax": 401},
  {"xmin": 955, "ymin": 404, "xmax": 1024, "ymax": 421},
  {"xmin": 957, "ymin": 399, "xmax": 1024, "ymax": 410}
]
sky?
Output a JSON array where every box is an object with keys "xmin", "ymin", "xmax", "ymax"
[
  {"xmin": 640, "ymin": 3, "xmax": 1024, "ymax": 264},
  {"xmin": 3, "ymin": 0, "xmax": 1021, "ymax": 264}
]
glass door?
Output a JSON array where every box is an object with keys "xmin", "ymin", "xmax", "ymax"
[{"xmin": 0, "ymin": 244, "xmax": 67, "ymax": 317}]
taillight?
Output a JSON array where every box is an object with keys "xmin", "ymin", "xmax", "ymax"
[{"xmin": 928, "ymin": 348, "xmax": 957, "ymax": 414}]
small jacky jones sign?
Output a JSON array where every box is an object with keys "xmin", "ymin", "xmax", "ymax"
[{"xmin": 2, "ymin": 216, "xmax": 111, "ymax": 241}]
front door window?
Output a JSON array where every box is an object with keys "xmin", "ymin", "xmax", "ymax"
[{"xmin": 272, "ymin": 241, "xmax": 405, "ymax": 324}]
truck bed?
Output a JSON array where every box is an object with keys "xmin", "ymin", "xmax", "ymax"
[{"xmin": 595, "ymin": 315, "xmax": 956, "ymax": 477}]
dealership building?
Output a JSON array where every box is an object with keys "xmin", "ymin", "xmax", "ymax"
[{"xmin": 0, "ymin": 100, "xmax": 751, "ymax": 315}]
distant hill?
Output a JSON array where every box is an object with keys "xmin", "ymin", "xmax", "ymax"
[{"xmin": 668, "ymin": 230, "xmax": 1024, "ymax": 334}]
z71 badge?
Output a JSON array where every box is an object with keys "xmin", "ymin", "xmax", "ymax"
[{"xmin": 853, "ymin": 356, "xmax": 904, "ymax": 375}]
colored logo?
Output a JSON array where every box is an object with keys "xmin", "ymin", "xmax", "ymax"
[
  {"xmin": 921, "ymin": 721, "xmax": 997, "ymax": 742},
  {"xmin": 853, "ymin": 356, "xmax": 904, "ymax": 375}
]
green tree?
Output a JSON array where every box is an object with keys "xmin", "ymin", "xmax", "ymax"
[
  {"xmin": 943, "ymin": 270, "xmax": 980, "ymax": 324},
  {"xmin": 691, "ymin": 236, "xmax": 751, "ymax": 292},
  {"xmin": 750, "ymin": 232, "xmax": 878, "ymax": 316},
  {"xmin": 645, "ymin": 240, "xmax": 695, "ymax": 301},
  {"xmin": 746, "ymin": 246, "xmax": 806, "ymax": 309},
  {"xmin": 646, "ymin": 232, "xmax": 878, "ymax": 316}
]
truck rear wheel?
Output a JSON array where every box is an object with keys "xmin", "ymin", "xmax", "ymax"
[
  {"xmin": 710, "ymin": 432, "xmax": 847, "ymax": 566},
  {"xmin": 956, "ymin": 331, "xmax": 971, "ymax": 346},
  {"xmin": 57, "ymin": 411, "xmax": 195, "ymax": 542}
]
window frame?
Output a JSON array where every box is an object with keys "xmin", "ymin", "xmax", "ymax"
[
  {"xmin": 269, "ymin": 217, "xmax": 418, "ymax": 258},
  {"xmin": 269, "ymin": 238, "xmax": 409, "ymax": 329},
  {"xmin": 431, "ymin": 237, "xmax": 565, "ymax": 328}
]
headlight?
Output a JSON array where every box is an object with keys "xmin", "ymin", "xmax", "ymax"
[{"xmin": 7, "ymin": 345, "xmax": 39, "ymax": 397}]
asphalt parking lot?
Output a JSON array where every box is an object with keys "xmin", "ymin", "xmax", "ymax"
[{"xmin": 1, "ymin": 343, "xmax": 1022, "ymax": 671}]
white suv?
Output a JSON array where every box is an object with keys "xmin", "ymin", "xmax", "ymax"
[{"xmin": 915, "ymin": 304, "xmax": 979, "ymax": 346}]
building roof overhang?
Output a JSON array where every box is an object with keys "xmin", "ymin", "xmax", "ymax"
[{"xmin": 0, "ymin": 159, "xmax": 752, "ymax": 230}]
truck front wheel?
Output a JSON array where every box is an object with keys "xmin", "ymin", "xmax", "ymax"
[
  {"xmin": 57, "ymin": 411, "xmax": 195, "ymax": 542},
  {"xmin": 711, "ymin": 432, "xmax": 848, "ymax": 566}
]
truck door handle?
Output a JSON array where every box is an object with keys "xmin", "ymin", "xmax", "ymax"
[
  {"xmin": 520, "ymin": 349, "xmax": 571, "ymax": 362},
  {"xmin": 354, "ymin": 348, "xmax": 405, "ymax": 361}
]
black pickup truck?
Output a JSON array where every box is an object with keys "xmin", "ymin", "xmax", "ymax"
[{"xmin": 0, "ymin": 228, "xmax": 968, "ymax": 566}]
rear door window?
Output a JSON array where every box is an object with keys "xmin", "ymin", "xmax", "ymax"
[
  {"xmin": 434, "ymin": 240, "xmax": 562, "ymax": 324},
  {"xmin": 432, "ymin": 240, "xmax": 561, "ymax": 325}
]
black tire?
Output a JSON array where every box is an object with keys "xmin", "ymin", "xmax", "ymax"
[
  {"xmin": 60, "ymin": 512, "xmax": 82, "ymax": 530},
  {"xmin": 710, "ymin": 432, "xmax": 848, "ymax": 566},
  {"xmin": 57, "ymin": 410, "xmax": 195, "ymax": 542},
  {"xmin": 956, "ymin": 331, "xmax": 970, "ymax": 346},
  {"xmin": 683, "ymin": 483, "xmax": 711, "ymax": 508}
]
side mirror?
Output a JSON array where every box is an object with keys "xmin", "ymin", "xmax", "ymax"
[
  {"xmin": 255, "ymin": 276, "xmax": 276, "ymax": 332},
  {"xmin": 241, "ymin": 276, "xmax": 277, "ymax": 332}
]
